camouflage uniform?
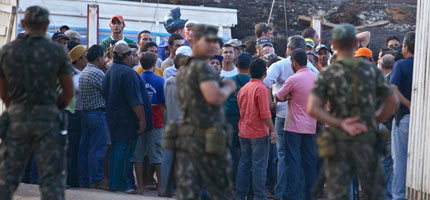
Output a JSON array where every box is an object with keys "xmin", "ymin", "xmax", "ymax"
[
  {"xmin": 0, "ymin": 30, "xmax": 73, "ymax": 200},
  {"xmin": 311, "ymin": 58, "xmax": 394, "ymax": 200},
  {"xmin": 175, "ymin": 57, "xmax": 234, "ymax": 200}
]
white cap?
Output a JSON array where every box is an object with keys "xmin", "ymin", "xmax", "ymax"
[
  {"xmin": 185, "ymin": 20, "xmax": 197, "ymax": 28},
  {"xmin": 176, "ymin": 46, "xmax": 192, "ymax": 56}
]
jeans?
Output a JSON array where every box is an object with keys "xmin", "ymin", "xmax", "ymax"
[
  {"xmin": 227, "ymin": 115, "xmax": 241, "ymax": 185},
  {"xmin": 379, "ymin": 123, "xmax": 393, "ymax": 200},
  {"xmin": 391, "ymin": 114, "xmax": 410, "ymax": 200},
  {"xmin": 236, "ymin": 136, "xmax": 270, "ymax": 200},
  {"xmin": 266, "ymin": 143, "xmax": 277, "ymax": 191},
  {"xmin": 160, "ymin": 149, "xmax": 175, "ymax": 196},
  {"xmin": 78, "ymin": 111, "xmax": 109, "ymax": 186},
  {"xmin": 275, "ymin": 117, "xmax": 287, "ymax": 199},
  {"xmin": 66, "ymin": 111, "xmax": 82, "ymax": 187},
  {"xmin": 285, "ymin": 131, "xmax": 318, "ymax": 200},
  {"xmin": 109, "ymin": 138, "xmax": 137, "ymax": 191}
]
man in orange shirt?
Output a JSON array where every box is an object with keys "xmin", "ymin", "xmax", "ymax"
[{"xmin": 236, "ymin": 58, "xmax": 276, "ymax": 200}]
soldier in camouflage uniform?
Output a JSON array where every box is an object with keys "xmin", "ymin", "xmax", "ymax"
[
  {"xmin": 307, "ymin": 24, "xmax": 399, "ymax": 200},
  {"xmin": 174, "ymin": 24, "xmax": 237, "ymax": 199},
  {"xmin": 0, "ymin": 6, "xmax": 74, "ymax": 200}
]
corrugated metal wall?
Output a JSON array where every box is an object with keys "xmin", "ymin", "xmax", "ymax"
[{"xmin": 406, "ymin": 0, "xmax": 430, "ymax": 199}]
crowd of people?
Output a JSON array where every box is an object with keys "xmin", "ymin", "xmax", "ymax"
[{"xmin": 0, "ymin": 5, "xmax": 415, "ymax": 200}]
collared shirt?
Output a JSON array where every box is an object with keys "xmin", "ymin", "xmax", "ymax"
[
  {"xmin": 79, "ymin": 63, "xmax": 106, "ymax": 111},
  {"xmin": 164, "ymin": 76, "xmax": 181, "ymax": 124},
  {"xmin": 163, "ymin": 66, "xmax": 177, "ymax": 80},
  {"xmin": 238, "ymin": 79, "xmax": 272, "ymax": 139},
  {"xmin": 0, "ymin": 34, "xmax": 72, "ymax": 106},
  {"xmin": 73, "ymin": 66, "xmax": 83, "ymax": 111},
  {"xmin": 103, "ymin": 60, "xmax": 153, "ymax": 140},
  {"xmin": 277, "ymin": 68, "xmax": 317, "ymax": 134},
  {"xmin": 263, "ymin": 56, "xmax": 319, "ymax": 118}
]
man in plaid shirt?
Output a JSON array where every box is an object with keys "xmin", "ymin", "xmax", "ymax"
[{"xmin": 78, "ymin": 45, "xmax": 109, "ymax": 189}]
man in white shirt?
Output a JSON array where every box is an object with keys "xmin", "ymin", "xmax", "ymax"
[
  {"xmin": 220, "ymin": 44, "xmax": 238, "ymax": 79},
  {"xmin": 263, "ymin": 35, "xmax": 318, "ymax": 199}
]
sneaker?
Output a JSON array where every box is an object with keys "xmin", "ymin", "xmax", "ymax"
[{"xmin": 90, "ymin": 180, "xmax": 109, "ymax": 190}]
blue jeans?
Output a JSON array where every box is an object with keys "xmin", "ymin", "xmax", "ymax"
[
  {"xmin": 66, "ymin": 111, "xmax": 82, "ymax": 187},
  {"xmin": 236, "ymin": 136, "xmax": 270, "ymax": 200},
  {"xmin": 160, "ymin": 149, "xmax": 175, "ymax": 196},
  {"xmin": 285, "ymin": 131, "xmax": 318, "ymax": 200},
  {"xmin": 275, "ymin": 117, "xmax": 287, "ymax": 199},
  {"xmin": 109, "ymin": 138, "xmax": 137, "ymax": 191},
  {"xmin": 78, "ymin": 111, "xmax": 109, "ymax": 186},
  {"xmin": 227, "ymin": 115, "xmax": 241, "ymax": 185},
  {"xmin": 266, "ymin": 143, "xmax": 277, "ymax": 191},
  {"xmin": 379, "ymin": 124, "xmax": 393, "ymax": 200},
  {"xmin": 391, "ymin": 114, "xmax": 410, "ymax": 200}
]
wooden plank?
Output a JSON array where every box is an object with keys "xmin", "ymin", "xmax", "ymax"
[
  {"xmin": 298, "ymin": 15, "xmax": 389, "ymax": 30},
  {"xmin": 356, "ymin": 20, "xmax": 389, "ymax": 29}
]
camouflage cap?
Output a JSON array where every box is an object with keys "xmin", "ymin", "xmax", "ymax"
[
  {"xmin": 24, "ymin": 6, "xmax": 50, "ymax": 26},
  {"xmin": 332, "ymin": 23, "xmax": 356, "ymax": 41},
  {"xmin": 193, "ymin": 24, "xmax": 218, "ymax": 40}
]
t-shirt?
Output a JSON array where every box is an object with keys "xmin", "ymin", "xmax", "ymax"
[
  {"xmin": 390, "ymin": 57, "xmax": 413, "ymax": 115},
  {"xmin": 237, "ymin": 79, "xmax": 272, "ymax": 139},
  {"xmin": 220, "ymin": 66, "xmax": 238, "ymax": 79},
  {"xmin": 136, "ymin": 66, "xmax": 163, "ymax": 77},
  {"xmin": 277, "ymin": 68, "xmax": 317, "ymax": 134},
  {"xmin": 103, "ymin": 61, "xmax": 153, "ymax": 140},
  {"xmin": 163, "ymin": 66, "xmax": 177, "ymax": 80},
  {"xmin": 0, "ymin": 34, "xmax": 73, "ymax": 106},
  {"xmin": 141, "ymin": 71, "xmax": 165, "ymax": 128},
  {"xmin": 161, "ymin": 57, "xmax": 174, "ymax": 71},
  {"xmin": 164, "ymin": 76, "xmax": 181, "ymax": 124},
  {"xmin": 224, "ymin": 74, "xmax": 251, "ymax": 117},
  {"xmin": 158, "ymin": 40, "xmax": 169, "ymax": 61},
  {"xmin": 100, "ymin": 36, "xmax": 136, "ymax": 52}
]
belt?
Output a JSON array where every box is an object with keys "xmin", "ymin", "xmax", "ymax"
[{"xmin": 82, "ymin": 108, "xmax": 105, "ymax": 112}]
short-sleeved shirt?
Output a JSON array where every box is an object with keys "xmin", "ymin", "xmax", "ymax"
[
  {"xmin": 100, "ymin": 36, "xmax": 136, "ymax": 51},
  {"xmin": 176, "ymin": 57, "xmax": 225, "ymax": 128},
  {"xmin": 0, "ymin": 34, "xmax": 73, "ymax": 106},
  {"xmin": 136, "ymin": 66, "xmax": 163, "ymax": 77},
  {"xmin": 141, "ymin": 71, "xmax": 165, "ymax": 128},
  {"xmin": 224, "ymin": 74, "xmax": 251, "ymax": 117},
  {"xmin": 237, "ymin": 79, "xmax": 272, "ymax": 138},
  {"xmin": 311, "ymin": 58, "xmax": 394, "ymax": 142},
  {"xmin": 220, "ymin": 66, "xmax": 238, "ymax": 79},
  {"xmin": 277, "ymin": 68, "xmax": 317, "ymax": 134},
  {"xmin": 164, "ymin": 76, "xmax": 182, "ymax": 124},
  {"xmin": 79, "ymin": 63, "xmax": 106, "ymax": 110},
  {"xmin": 103, "ymin": 61, "xmax": 153, "ymax": 140},
  {"xmin": 263, "ymin": 57, "xmax": 319, "ymax": 118},
  {"xmin": 390, "ymin": 57, "xmax": 413, "ymax": 115},
  {"xmin": 163, "ymin": 66, "xmax": 177, "ymax": 80},
  {"xmin": 161, "ymin": 57, "xmax": 174, "ymax": 71}
]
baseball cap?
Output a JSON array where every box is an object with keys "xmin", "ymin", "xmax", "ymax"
[
  {"xmin": 355, "ymin": 47, "xmax": 373, "ymax": 58},
  {"xmin": 58, "ymin": 25, "xmax": 70, "ymax": 32},
  {"xmin": 52, "ymin": 32, "xmax": 69, "ymax": 41},
  {"xmin": 176, "ymin": 46, "xmax": 192, "ymax": 56},
  {"xmin": 193, "ymin": 24, "xmax": 218, "ymax": 40},
  {"xmin": 316, "ymin": 44, "xmax": 329, "ymax": 53},
  {"xmin": 211, "ymin": 55, "xmax": 224, "ymax": 63},
  {"xmin": 305, "ymin": 38, "xmax": 315, "ymax": 48},
  {"xmin": 226, "ymin": 39, "xmax": 246, "ymax": 48},
  {"xmin": 69, "ymin": 45, "xmax": 87, "ymax": 63},
  {"xmin": 110, "ymin": 15, "xmax": 124, "ymax": 24},
  {"xmin": 237, "ymin": 52, "xmax": 252, "ymax": 68},
  {"xmin": 64, "ymin": 30, "xmax": 82, "ymax": 41},
  {"xmin": 256, "ymin": 37, "xmax": 272, "ymax": 46},
  {"xmin": 113, "ymin": 43, "xmax": 131, "ymax": 56},
  {"xmin": 262, "ymin": 53, "xmax": 278, "ymax": 63}
]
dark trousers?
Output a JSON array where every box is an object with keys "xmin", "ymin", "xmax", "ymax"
[
  {"xmin": 66, "ymin": 111, "xmax": 81, "ymax": 187},
  {"xmin": 109, "ymin": 138, "xmax": 137, "ymax": 191}
]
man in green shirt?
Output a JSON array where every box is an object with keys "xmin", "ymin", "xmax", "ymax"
[{"xmin": 100, "ymin": 15, "xmax": 136, "ymax": 51}]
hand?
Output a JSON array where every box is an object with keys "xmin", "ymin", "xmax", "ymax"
[
  {"xmin": 340, "ymin": 117, "xmax": 368, "ymax": 136},
  {"xmin": 284, "ymin": 94, "xmax": 292, "ymax": 101},
  {"xmin": 270, "ymin": 131, "xmax": 277, "ymax": 144},
  {"xmin": 223, "ymin": 79, "xmax": 237, "ymax": 92},
  {"xmin": 270, "ymin": 101, "xmax": 277, "ymax": 113},
  {"xmin": 137, "ymin": 120, "xmax": 146, "ymax": 134}
]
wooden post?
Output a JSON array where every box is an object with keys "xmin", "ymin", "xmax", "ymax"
[
  {"xmin": 406, "ymin": 0, "xmax": 430, "ymax": 198},
  {"xmin": 87, "ymin": 4, "xmax": 99, "ymax": 47},
  {"xmin": 311, "ymin": 15, "xmax": 322, "ymax": 45}
]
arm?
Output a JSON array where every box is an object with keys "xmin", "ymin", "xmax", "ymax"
[
  {"xmin": 0, "ymin": 78, "xmax": 8, "ymax": 107},
  {"xmin": 376, "ymin": 93, "xmax": 399, "ymax": 123},
  {"xmin": 263, "ymin": 118, "xmax": 276, "ymax": 144},
  {"xmin": 200, "ymin": 79, "xmax": 236, "ymax": 105},
  {"xmin": 356, "ymin": 31, "xmax": 371, "ymax": 47},
  {"xmin": 307, "ymin": 94, "xmax": 367, "ymax": 136},
  {"xmin": 58, "ymin": 75, "xmax": 74, "ymax": 109},
  {"xmin": 132, "ymin": 105, "xmax": 146, "ymax": 134},
  {"xmin": 391, "ymin": 84, "xmax": 410, "ymax": 110},
  {"xmin": 276, "ymin": 79, "xmax": 293, "ymax": 102}
]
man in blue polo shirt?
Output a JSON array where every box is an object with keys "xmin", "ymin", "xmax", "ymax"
[
  {"xmin": 103, "ymin": 43, "xmax": 153, "ymax": 193},
  {"xmin": 390, "ymin": 31, "xmax": 414, "ymax": 200}
]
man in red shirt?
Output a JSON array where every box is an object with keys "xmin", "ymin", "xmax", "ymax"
[{"xmin": 236, "ymin": 58, "xmax": 276, "ymax": 200}]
